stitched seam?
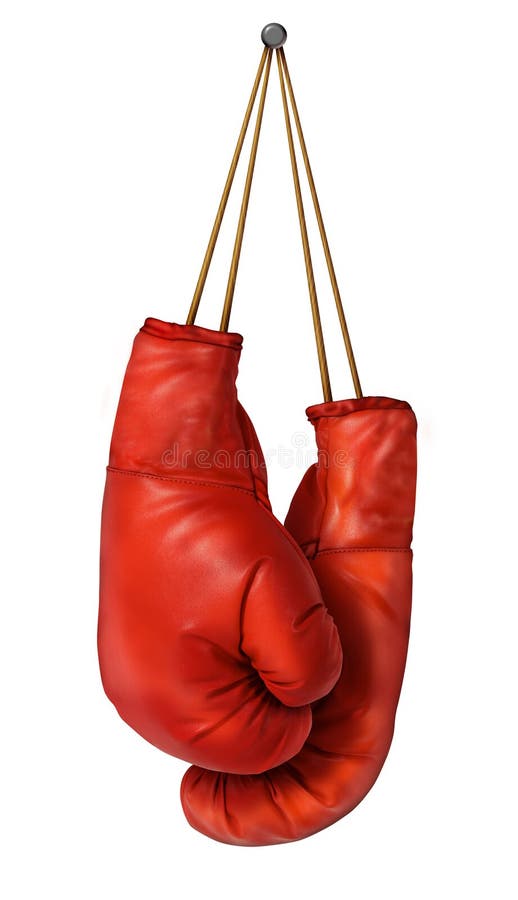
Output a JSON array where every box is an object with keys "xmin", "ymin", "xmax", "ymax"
[
  {"xmin": 314, "ymin": 420, "xmax": 330, "ymax": 558},
  {"xmin": 316, "ymin": 547, "xmax": 411, "ymax": 556},
  {"xmin": 106, "ymin": 466, "xmax": 255, "ymax": 496},
  {"xmin": 234, "ymin": 404, "xmax": 259, "ymax": 499},
  {"xmin": 238, "ymin": 559, "xmax": 264, "ymax": 663}
]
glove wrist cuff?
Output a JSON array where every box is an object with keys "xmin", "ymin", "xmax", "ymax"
[
  {"xmin": 109, "ymin": 320, "xmax": 254, "ymax": 489},
  {"xmin": 311, "ymin": 400, "xmax": 417, "ymax": 550}
]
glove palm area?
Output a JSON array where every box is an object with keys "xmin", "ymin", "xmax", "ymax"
[
  {"xmin": 181, "ymin": 396, "xmax": 417, "ymax": 841},
  {"xmin": 98, "ymin": 319, "xmax": 342, "ymax": 775}
]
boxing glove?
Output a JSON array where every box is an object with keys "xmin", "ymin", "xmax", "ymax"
[
  {"xmin": 98, "ymin": 318, "xmax": 342, "ymax": 775},
  {"xmin": 181, "ymin": 395, "xmax": 417, "ymax": 842}
]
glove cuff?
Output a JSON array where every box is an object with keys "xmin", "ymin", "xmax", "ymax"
[
  {"xmin": 287, "ymin": 397, "xmax": 417, "ymax": 552},
  {"xmin": 108, "ymin": 320, "xmax": 256, "ymax": 490},
  {"xmin": 314, "ymin": 397, "xmax": 417, "ymax": 550}
]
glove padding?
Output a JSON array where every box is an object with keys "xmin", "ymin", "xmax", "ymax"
[
  {"xmin": 98, "ymin": 319, "xmax": 342, "ymax": 775},
  {"xmin": 181, "ymin": 396, "xmax": 417, "ymax": 840}
]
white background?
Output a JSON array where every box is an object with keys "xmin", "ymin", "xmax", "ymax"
[{"xmin": 1, "ymin": 1, "xmax": 517, "ymax": 897}]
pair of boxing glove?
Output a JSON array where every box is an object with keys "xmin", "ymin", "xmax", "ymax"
[{"xmin": 98, "ymin": 318, "xmax": 417, "ymax": 845}]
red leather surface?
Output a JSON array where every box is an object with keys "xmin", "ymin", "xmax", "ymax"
[
  {"xmin": 181, "ymin": 397, "xmax": 417, "ymax": 842},
  {"xmin": 98, "ymin": 320, "xmax": 342, "ymax": 774}
]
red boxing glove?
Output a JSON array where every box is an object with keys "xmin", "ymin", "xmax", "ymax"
[
  {"xmin": 98, "ymin": 319, "xmax": 342, "ymax": 775},
  {"xmin": 181, "ymin": 396, "xmax": 417, "ymax": 842}
]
